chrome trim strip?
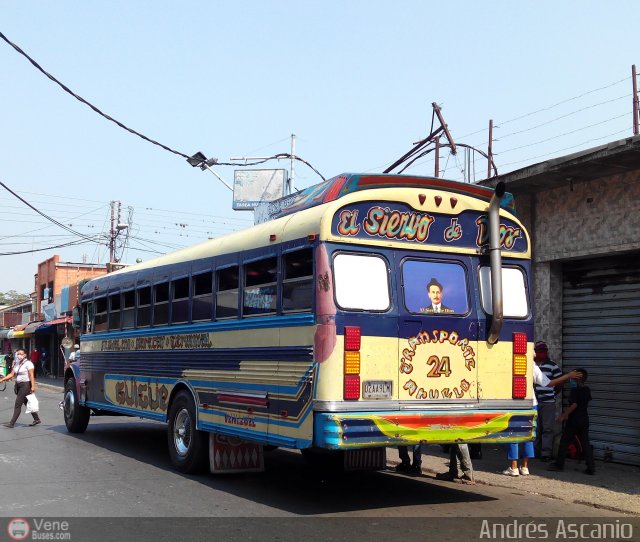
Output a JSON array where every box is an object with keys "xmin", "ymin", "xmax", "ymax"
[{"xmin": 312, "ymin": 398, "xmax": 535, "ymax": 412}]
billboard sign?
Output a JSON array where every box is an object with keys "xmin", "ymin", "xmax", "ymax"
[{"xmin": 233, "ymin": 169, "xmax": 287, "ymax": 211}]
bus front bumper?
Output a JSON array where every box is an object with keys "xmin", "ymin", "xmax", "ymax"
[{"xmin": 313, "ymin": 409, "xmax": 536, "ymax": 449}]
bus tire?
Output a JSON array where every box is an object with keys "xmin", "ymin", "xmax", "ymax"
[
  {"xmin": 167, "ymin": 390, "xmax": 208, "ymax": 473},
  {"xmin": 63, "ymin": 377, "xmax": 90, "ymax": 433}
]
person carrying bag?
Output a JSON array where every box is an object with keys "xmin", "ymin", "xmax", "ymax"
[{"xmin": 0, "ymin": 349, "xmax": 42, "ymax": 428}]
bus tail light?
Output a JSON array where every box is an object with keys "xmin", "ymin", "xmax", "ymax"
[
  {"xmin": 513, "ymin": 355, "xmax": 527, "ymax": 376},
  {"xmin": 512, "ymin": 376, "xmax": 527, "ymax": 399},
  {"xmin": 512, "ymin": 332, "xmax": 529, "ymax": 399},
  {"xmin": 344, "ymin": 375, "xmax": 361, "ymax": 400},
  {"xmin": 513, "ymin": 332, "xmax": 527, "ymax": 354},
  {"xmin": 344, "ymin": 326, "xmax": 361, "ymax": 351},
  {"xmin": 344, "ymin": 351, "xmax": 360, "ymax": 374},
  {"xmin": 344, "ymin": 326, "xmax": 361, "ymax": 400}
]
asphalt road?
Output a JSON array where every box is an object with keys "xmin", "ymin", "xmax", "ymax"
[{"xmin": 0, "ymin": 387, "xmax": 635, "ymax": 541}]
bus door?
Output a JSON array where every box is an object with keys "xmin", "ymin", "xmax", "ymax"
[{"xmin": 396, "ymin": 256, "xmax": 480, "ymax": 404}]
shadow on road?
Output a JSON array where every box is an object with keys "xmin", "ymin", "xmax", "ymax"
[{"xmin": 53, "ymin": 417, "xmax": 497, "ymax": 515}]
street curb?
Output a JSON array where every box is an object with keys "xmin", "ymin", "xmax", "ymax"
[
  {"xmin": 37, "ymin": 383, "xmax": 64, "ymax": 393},
  {"xmin": 388, "ymin": 459, "xmax": 637, "ymax": 516}
]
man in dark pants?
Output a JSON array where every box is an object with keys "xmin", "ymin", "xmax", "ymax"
[
  {"xmin": 396, "ymin": 444, "xmax": 422, "ymax": 474},
  {"xmin": 533, "ymin": 341, "xmax": 562, "ymax": 461},
  {"xmin": 549, "ymin": 368, "xmax": 595, "ymax": 475}
]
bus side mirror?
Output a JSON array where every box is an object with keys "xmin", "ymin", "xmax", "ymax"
[{"xmin": 72, "ymin": 307, "xmax": 81, "ymax": 329}]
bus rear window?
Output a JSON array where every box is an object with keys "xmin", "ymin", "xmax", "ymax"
[
  {"xmin": 402, "ymin": 260, "xmax": 469, "ymax": 315},
  {"xmin": 479, "ymin": 266, "xmax": 529, "ymax": 318},
  {"xmin": 333, "ymin": 253, "xmax": 390, "ymax": 311}
]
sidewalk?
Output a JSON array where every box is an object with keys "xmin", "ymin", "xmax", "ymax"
[
  {"xmin": 388, "ymin": 444, "xmax": 640, "ymax": 516},
  {"xmin": 37, "ymin": 375, "xmax": 639, "ymax": 515}
]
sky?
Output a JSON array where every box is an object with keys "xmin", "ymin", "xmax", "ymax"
[{"xmin": 1, "ymin": 1, "xmax": 639, "ymax": 294}]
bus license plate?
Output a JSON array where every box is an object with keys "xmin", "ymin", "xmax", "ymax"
[{"xmin": 363, "ymin": 380, "xmax": 392, "ymax": 399}]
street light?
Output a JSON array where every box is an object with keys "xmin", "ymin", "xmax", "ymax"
[{"xmin": 187, "ymin": 151, "xmax": 232, "ymax": 191}]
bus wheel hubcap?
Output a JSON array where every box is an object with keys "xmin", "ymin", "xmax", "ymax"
[{"xmin": 174, "ymin": 409, "xmax": 191, "ymax": 456}]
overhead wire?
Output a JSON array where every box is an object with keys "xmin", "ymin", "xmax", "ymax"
[
  {"xmin": 0, "ymin": 30, "xmax": 327, "ymax": 182},
  {"xmin": 0, "ymin": 29, "xmax": 191, "ymax": 160}
]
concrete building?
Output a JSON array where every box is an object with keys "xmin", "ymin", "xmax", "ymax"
[
  {"xmin": 33, "ymin": 256, "xmax": 107, "ymax": 376},
  {"xmin": 481, "ymin": 134, "xmax": 640, "ymax": 465}
]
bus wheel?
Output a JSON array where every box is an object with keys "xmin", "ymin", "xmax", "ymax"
[
  {"xmin": 63, "ymin": 377, "xmax": 90, "ymax": 433},
  {"xmin": 167, "ymin": 391, "xmax": 208, "ymax": 473}
]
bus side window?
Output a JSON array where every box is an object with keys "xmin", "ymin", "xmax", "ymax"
[
  {"xmin": 94, "ymin": 297, "xmax": 108, "ymax": 332},
  {"xmin": 122, "ymin": 290, "xmax": 135, "ymax": 329},
  {"xmin": 283, "ymin": 249, "xmax": 313, "ymax": 312},
  {"xmin": 154, "ymin": 283, "xmax": 169, "ymax": 326},
  {"xmin": 171, "ymin": 277, "xmax": 190, "ymax": 324},
  {"xmin": 216, "ymin": 267, "xmax": 239, "ymax": 319},
  {"xmin": 192, "ymin": 271, "xmax": 213, "ymax": 322},
  {"xmin": 83, "ymin": 302, "xmax": 93, "ymax": 334},
  {"xmin": 108, "ymin": 293, "xmax": 121, "ymax": 330},
  {"xmin": 137, "ymin": 286, "xmax": 151, "ymax": 327},
  {"xmin": 243, "ymin": 257, "xmax": 277, "ymax": 316}
]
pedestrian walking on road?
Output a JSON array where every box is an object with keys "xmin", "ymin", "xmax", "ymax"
[{"xmin": 0, "ymin": 349, "xmax": 42, "ymax": 428}]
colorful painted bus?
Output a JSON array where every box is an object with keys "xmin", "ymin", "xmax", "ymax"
[{"xmin": 64, "ymin": 173, "xmax": 535, "ymax": 473}]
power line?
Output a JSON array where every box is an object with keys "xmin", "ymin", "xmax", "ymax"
[
  {"xmin": 498, "ymin": 113, "xmax": 628, "ymax": 155},
  {"xmin": 0, "ymin": 237, "xmax": 102, "ymax": 256},
  {"xmin": 0, "ymin": 29, "xmax": 192, "ymax": 160},
  {"xmin": 0, "ymin": 180, "xmax": 101, "ymax": 243}
]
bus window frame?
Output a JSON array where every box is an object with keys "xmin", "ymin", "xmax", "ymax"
[
  {"xmin": 93, "ymin": 295, "xmax": 108, "ymax": 332},
  {"xmin": 215, "ymin": 264, "xmax": 240, "ymax": 320},
  {"xmin": 332, "ymin": 250, "xmax": 392, "ymax": 313},
  {"xmin": 282, "ymin": 247, "xmax": 314, "ymax": 314},
  {"xmin": 242, "ymin": 255, "xmax": 278, "ymax": 318},
  {"xmin": 153, "ymin": 281, "xmax": 170, "ymax": 327},
  {"xmin": 400, "ymin": 256, "xmax": 472, "ymax": 317},
  {"xmin": 170, "ymin": 275, "xmax": 191, "ymax": 325},
  {"xmin": 121, "ymin": 288, "xmax": 136, "ymax": 330},
  {"xmin": 192, "ymin": 269, "xmax": 214, "ymax": 322},
  {"xmin": 82, "ymin": 300, "xmax": 94, "ymax": 334},
  {"xmin": 136, "ymin": 283, "xmax": 152, "ymax": 328},
  {"xmin": 478, "ymin": 264, "xmax": 530, "ymax": 319}
]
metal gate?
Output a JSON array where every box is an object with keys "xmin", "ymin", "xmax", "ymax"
[{"xmin": 562, "ymin": 253, "xmax": 640, "ymax": 465}]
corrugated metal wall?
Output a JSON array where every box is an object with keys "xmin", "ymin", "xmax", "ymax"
[{"xmin": 562, "ymin": 253, "xmax": 640, "ymax": 465}]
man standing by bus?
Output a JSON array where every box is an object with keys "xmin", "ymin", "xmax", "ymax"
[{"xmin": 534, "ymin": 341, "xmax": 562, "ymax": 462}]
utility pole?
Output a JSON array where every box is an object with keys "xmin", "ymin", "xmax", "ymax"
[
  {"xmin": 290, "ymin": 133, "xmax": 296, "ymax": 194},
  {"xmin": 633, "ymin": 65, "xmax": 639, "ymax": 136},
  {"xmin": 109, "ymin": 201, "xmax": 116, "ymax": 266},
  {"xmin": 487, "ymin": 119, "xmax": 494, "ymax": 178},
  {"xmin": 432, "ymin": 102, "xmax": 456, "ymax": 155},
  {"xmin": 108, "ymin": 201, "xmax": 128, "ymax": 269}
]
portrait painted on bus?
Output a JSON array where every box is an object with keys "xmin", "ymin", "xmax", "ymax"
[{"xmin": 402, "ymin": 260, "xmax": 469, "ymax": 315}]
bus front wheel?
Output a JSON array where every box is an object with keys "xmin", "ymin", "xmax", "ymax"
[
  {"xmin": 63, "ymin": 377, "xmax": 90, "ymax": 433},
  {"xmin": 167, "ymin": 391, "xmax": 208, "ymax": 473}
]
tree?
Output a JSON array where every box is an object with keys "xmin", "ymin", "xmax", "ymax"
[{"xmin": 0, "ymin": 290, "xmax": 30, "ymax": 305}]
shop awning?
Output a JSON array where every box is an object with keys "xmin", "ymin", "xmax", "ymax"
[
  {"xmin": 0, "ymin": 329, "xmax": 9, "ymax": 339},
  {"xmin": 35, "ymin": 316, "xmax": 72, "ymax": 333},
  {"xmin": 9, "ymin": 330, "xmax": 24, "ymax": 338},
  {"xmin": 24, "ymin": 321, "xmax": 44, "ymax": 334}
]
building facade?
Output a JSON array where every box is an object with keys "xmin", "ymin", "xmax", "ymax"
[
  {"xmin": 1, "ymin": 256, "xmax": 107, "ymax": 377},
  {"xmin": 481, "ymin": 135, "xmax": 640, "ymax": 465}
]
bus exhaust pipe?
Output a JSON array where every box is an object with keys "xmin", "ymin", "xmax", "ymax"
[{"xmin": 487, "ymin": 182, "xmax": 506, "ymax": 345}]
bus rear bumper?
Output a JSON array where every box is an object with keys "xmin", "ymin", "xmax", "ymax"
[{"xmin": 313, "ymin": 409, "xmax": 536, "ymax": 449}]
